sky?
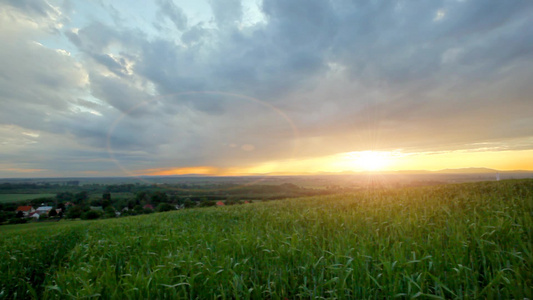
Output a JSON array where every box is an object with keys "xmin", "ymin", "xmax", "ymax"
[{"xmin": 1, "ymin": 0, "xmax": 533, "ymax": 178}]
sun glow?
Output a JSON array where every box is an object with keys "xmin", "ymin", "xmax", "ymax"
[
  {"xmin": 131, "ymin": 149, "xmax": 533, "ymax": 178},
  {"xmin": 343, "ymin": 151, "xmax": 393, "ymax": 171}
]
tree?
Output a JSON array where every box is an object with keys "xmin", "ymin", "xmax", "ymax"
[
  {"xmin": 184, "ymin": 199, "xmax": 196, "ymax": 208},
  {"xmin": 0, "ymin": 211, "xmax": 9, "ymax": 223},
  {"xmin": 127, "ymin": 199, "xmax": 136, "ymax": 209},
  {"xmin": 90, "ymin": 199, "xmax": 102, "ymax": 207},
  {"xmin": 151, "ymin": 191, "xmax": 168, "ymax": 205},
  {"xmin": 16, "ymin": 211, "xmax": 24, "ymax": 218},
  {"xmin": 198, "ymin": 201, "xmax": 216, "ymax": 207},
  {"xmin": 48, "ymin": 208, "xmax": 57, "ymax": 217},
  {"xmin": 74, "ymin": 191, "xmax": 88, "ymax": 204},
  {"xmin": 102, "ymin": 192, "xmax": 111, "ymax": 208},
  {"xmin": 81, "ymin": 210, "xmax": 101, "ymax": 220},
  {"xmin": 66, "ymin": 206, "xmax": 83, "ymax": 219},
  {"xmin": 31, "ymin": 197, "xmax": 54, "ymax": 207},
  {"xmin": 135, "ymin": 191, "xmax": 150, "ymax": 205},
  {"xmin": 104, "ymin": 206, "xmax": 116, "ymax": 218},
  {"xmin": 133, "ymin": 205, "xmax": 143, "ymax": 215},
  {"xmin": 56, "ymin": 192, "xmax": 75, "ymax": 203},
  {"xmin": 8, "ymin": 218, "xmax": 27, "ymax": 224},
  {"xmin": 156, "ymin": 203, "xmax": 174, "ymax": 212}
]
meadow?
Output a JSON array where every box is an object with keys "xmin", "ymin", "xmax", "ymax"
[{"xmin": 0, "ymin": 180, "xmax": 531, "ymax": 299}]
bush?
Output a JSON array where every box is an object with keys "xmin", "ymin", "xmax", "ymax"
[
  {"xmin": 0, "ymin": 212, "xmax": 9, "ymax": 223},
  {"xmin": 198, "ymin": 201, "xmax": 216, "ymax": 207},
  {"xmin": 66, "ymin": 206, "xmax": 83, "ymax": 219},
  {"xmin": 225, "ymin": 199, "xmax": 239, "ymax": 205},
  {"xmin": 133, "ymin": 205, "xmax": 143, "ymax": 215},
  {"xmin": 184, "ymin": 200, "xmax": 196, "ymax": 208},
  {"xmin": 104, "ymin": 206, "xmax": 116, "ymax": 218},
  {"xmin": 8, "ymin": 218, "xmax": 27, "ymax": 224},
  {"xmin": 156, "ymin": 203, "xmax": 175, "ymax": 212},
  {"xmin": 48, "ymin": 209, "xmax": 57, "ymax": 217},
  {"xmin": 81, "ymin": 210, "xmax": 101, "ymax": 220}
]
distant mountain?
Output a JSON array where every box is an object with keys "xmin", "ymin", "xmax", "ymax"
[
  {"xmin": 139, "ymin": 174, "xmax": 210, "ymax": 178},
  {"xmin": 433, "ymin": 168, "xmax": 498, "ymax": 174}
]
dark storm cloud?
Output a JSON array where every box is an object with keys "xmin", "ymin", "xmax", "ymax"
[{"xmin": 136, "ymin": 0, "xmax": 333, "ymax": 101}]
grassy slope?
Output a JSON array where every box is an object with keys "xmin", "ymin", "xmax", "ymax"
[{"xmin": 1, "ymin": 180, "xmax": 532, "ymax": 299}]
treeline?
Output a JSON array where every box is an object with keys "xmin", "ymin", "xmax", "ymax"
[
  {"xmin": 0, "ymin": 182, "xmax": 345, "ymax": 224},
  {"xmin": 0, "ymin": 181, "xmax": 80, "ymax": 191}
]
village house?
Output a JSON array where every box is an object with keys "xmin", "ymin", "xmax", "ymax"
[
  {"xmin": 15, "ymin": 205, "xmax": 35, "ymax": 217},
  {"xmin": 35, "ymin": 206, "xmax": 53, "ymax": 216},
  {"xmin": 26, "ymin": 206, "xmax": 53, "ymax": 220}
]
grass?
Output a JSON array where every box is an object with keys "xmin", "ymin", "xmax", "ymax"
[
  {"xmin": 0, "ymin": 194, "xmax": 55, "ymax": 204},
  {"xmin": 0, "ymin": 180, "xmax": 531, "ymax": 299}
]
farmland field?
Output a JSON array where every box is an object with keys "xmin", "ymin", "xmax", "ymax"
[
  {"xmin": 1, "ymin": 180, "xmax": 531, "ymax": 299},
  {"xmin": 0, "ymin": 193, "xmax": 55, "ymax": 204}
]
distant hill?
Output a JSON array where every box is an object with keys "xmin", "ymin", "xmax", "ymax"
[{"xmin": 433, "ymin": 168, "xmax": 498, "ymax": 174}]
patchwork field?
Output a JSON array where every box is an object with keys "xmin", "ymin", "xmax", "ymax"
[
  {"xmin": 1, "ymin": 180, "xmax": 531, "ymax": 299},
  {"xmin": 0, "ymin": 193, "xmax": 55, "ymax": 204}
]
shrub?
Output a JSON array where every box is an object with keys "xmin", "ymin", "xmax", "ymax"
[
  {"xmin": 156, "ymin": 203, "xmax": 175, "ymax": 212},
  {"xmin": 66, "ymin": 206, "xmax": 83, "ymax": 219},
  {"xmin": 104, "ymin": 206, "xmax": 116, "ymax": 218},
  {"xmin": 198, "ymin": 201, "xmax": 216, "ymax": 207},
  {"xmin": 81, "ymin": 210, "xmax": 101, "ymax": 220},
  {"xmin": 48, "ymin": 209, "xmax": 57, "ymax": 217},
  {"xmin": 8, "ymin": 218, "xmax": 27, "ymax": 224}
]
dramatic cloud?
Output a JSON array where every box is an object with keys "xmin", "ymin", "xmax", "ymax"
[
  {"xmin": 155, "ymin": 0, "xmax": 188, "ymax": 31},
  {"xmin": 1, "ymin": 0, "xmax": 532, "ymax": 177}
]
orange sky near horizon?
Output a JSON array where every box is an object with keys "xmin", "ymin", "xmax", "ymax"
[{"xmin": 142, "ymin": 149, "xmax": 533, "ymax": 176}]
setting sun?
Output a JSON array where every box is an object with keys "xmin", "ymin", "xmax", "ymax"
[
  {"xmin": 337, "ymin": 151, "xmax": 393, "ymax": 171},
  {"xmin": 345, "ymin": 151, "xmax": 392, "ymax": 171}
]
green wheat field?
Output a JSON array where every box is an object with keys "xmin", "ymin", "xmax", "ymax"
[{"xmin": 1, "ymin": 180, "xmax": 531, "ymax": 299}]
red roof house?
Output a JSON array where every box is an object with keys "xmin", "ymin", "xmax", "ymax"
[
  {"xmin": 216, "ymin": 201, "xmax": 225, "ymax": 206},
  {"xmin": 16, "ymin": 205, "xmax": 34, "ymax": 212},
  {"xmin": 143, "ymin": 204, "xmax": 154, "ymax": 210},
  {"xmin": 16, "ymin": 206, "xmax": 35, "ymax": 217}
]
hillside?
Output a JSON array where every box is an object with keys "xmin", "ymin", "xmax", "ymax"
[{"xmin": 1, "ymin": 180, "xmax": 532, "ymax": 299}]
